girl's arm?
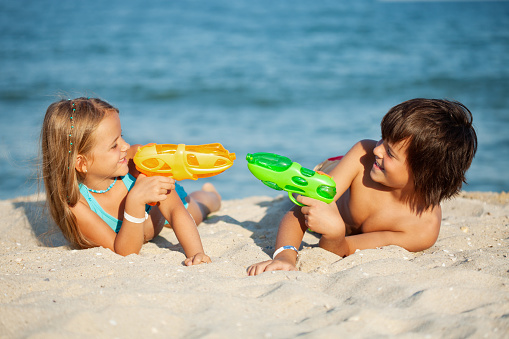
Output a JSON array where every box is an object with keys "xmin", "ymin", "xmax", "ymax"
[
  {"xmin": 71, "ymin": 174, "xmax": 175, "ymax": 255},
  {"xmin": 157, "ymin": 188, "xmax": 211, "ymax": 265},
  {"xmin": 127, "ymin": 144, "xmax": 142, "ymax": 159},
  {"xmin": 70, "ymin": 199, "xmax": 146, "ymax": 255},
  {"xmin": 71, "ymin": 200, "xmax": 122, "ymax": 250}
]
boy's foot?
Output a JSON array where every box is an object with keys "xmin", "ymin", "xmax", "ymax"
[{"xmin": 313, "ymin": 157, "xmax": 343, "ymax": 174}]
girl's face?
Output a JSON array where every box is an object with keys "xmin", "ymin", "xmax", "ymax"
[
  {"xmin": 370, "ymin": 138, "xmax": 414, "ymax": 191},
  {"xmin": 86, "ymin": 110, "xmax": 130, "ymax": 180}
]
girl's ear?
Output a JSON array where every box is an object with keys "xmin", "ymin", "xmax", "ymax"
[{"xmin": 75, "ymin": 154, "xmax": 88, "ymax": 174}]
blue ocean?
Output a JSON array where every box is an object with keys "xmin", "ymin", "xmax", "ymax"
[{"xmin": 1, "ymin": 0, "xmax": 508, "ymax": 201}]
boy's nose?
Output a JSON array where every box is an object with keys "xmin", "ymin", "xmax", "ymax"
[{"xmin": 373, "ymin": 140, "xmax": 384, "ymax": 157}]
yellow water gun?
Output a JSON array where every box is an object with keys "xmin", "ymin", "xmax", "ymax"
[{"xmin": 133, "ymin": 143, "xmax": 236, "ymax": 181}]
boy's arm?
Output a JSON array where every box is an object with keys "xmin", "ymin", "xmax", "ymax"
[
  {"xmin": 297, "ymin": 140, "xmax": 372, "ymax": 247},
  {"xmin": 320, "ymin": 217, "xmax": 441, "ymax": 257},
  {"xmin": 127, "ymin": 144, "xmax": 142, "ymax": 178},
  {"xmin": 127, "ymin": 144, "xmax": 142, "ymax": 159},
  {"xmin": 247, "ymin": 206, "xmax": 307, "ymax": 276},
  {"xmin": 325, "ymin": 140, "xmax": 378, "ymax": 199},
  {"xmin": 247, "ymin": 141, "xmax": 371, "ymax": 276}
]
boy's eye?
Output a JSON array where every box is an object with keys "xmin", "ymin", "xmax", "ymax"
[{"xmin": 385, "ymin": 144, "xmax": 393, "ymax": 157}]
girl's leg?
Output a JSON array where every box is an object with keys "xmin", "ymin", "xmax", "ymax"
[{"xmin": 186, "ymin": 183, "xmax": 221, "ymax": 225}]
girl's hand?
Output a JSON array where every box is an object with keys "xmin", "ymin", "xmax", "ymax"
[
  {"xmin": 247, "ymin": 259, "xmax": 298, "ymax": 276},
  {"xmin": 184, "ymin": 252, "xmax": 211, "ymax": 266},
  {"xmin": 130, "ymin": 173, "xmax": 176, "ymax": 205},
  {"xmin": 297, "ymin": 195, "xmax": 346, "ymax": 240}
]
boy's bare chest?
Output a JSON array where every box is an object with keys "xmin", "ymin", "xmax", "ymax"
[{"xmin": 340, "ymin": 188, "xmax": 409, "ymax": 235}]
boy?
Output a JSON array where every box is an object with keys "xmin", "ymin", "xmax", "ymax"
[{"xmin": 247, "ymin": 98, "xmax": 477, "ymax": 276}]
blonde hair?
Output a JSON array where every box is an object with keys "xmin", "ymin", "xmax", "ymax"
[{"xmin": 41, "ymin": 97, "xmax": 119, "ymax": 248}]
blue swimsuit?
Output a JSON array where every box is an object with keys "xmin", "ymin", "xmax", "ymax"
[{"xmin": 79, "ymin": 173, "xmax": 188, "ymax": 233}]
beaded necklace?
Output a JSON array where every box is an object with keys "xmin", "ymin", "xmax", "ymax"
[{"xmin": 84, "ymin": 177, "xmax": 117, "ymax": 194}]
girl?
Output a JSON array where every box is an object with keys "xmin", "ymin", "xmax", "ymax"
[{"xmin": 41, "ymin": 97, "xmax": 219, "ymax": 264}]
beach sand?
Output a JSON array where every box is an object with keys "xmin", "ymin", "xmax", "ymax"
[{"xmin": 1, "ymin": 192, "xmax": 508, "ymax": 338}]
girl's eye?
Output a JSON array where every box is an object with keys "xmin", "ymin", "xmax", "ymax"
[{"xmin": 111, "ymin": 143, "xmax": 118, "ymax": 149}]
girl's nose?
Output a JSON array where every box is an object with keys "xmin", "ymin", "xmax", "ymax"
[{"xmin": 121, "ymin": 140, "xmax": 130, "ymax": 152}]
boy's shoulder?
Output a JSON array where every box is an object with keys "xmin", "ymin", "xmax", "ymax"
[
  {"xmin": 353, "ymin": 139, "xmax": 378, "ymax": 153},
  {"xmin": 340, "ymin": 139, "xmax": 377, "ymax": 169}
]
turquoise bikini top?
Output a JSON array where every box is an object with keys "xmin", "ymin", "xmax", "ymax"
[{"xmin": 79, "ymin": 173, "xmax": 149, "ymax": 233}]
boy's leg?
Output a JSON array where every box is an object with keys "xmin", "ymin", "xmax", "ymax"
[{"xmin": 313, "ymin": 156, "xmax": 343, "ymax": 174}]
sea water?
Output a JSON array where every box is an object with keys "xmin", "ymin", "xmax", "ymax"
[{"xmin": 0, "ymin": 0, "xmax": 508, "ymax": 200}]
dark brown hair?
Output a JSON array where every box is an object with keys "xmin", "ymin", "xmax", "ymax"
[
  {"xmin": 381, "ymin": 98, "xmax": 477, "ymax": 209},
  {"xmin": 41, "ymin": 97, "xmax": 119, "ymax": 248}
]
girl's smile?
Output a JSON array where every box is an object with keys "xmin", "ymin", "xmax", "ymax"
[{"xmin": 80, "ymin": 110, "xmax": 130, "ymax": 190}]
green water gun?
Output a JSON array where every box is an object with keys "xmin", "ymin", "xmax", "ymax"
[{"xmin": 246, "ymin": 152, "xmax": 337, "ymax": 206}]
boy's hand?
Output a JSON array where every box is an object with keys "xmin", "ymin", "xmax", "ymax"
[
  {"xmin": 185, "ymin": 252, "xmax": 212, "ymax": 266},
  {"xmin": 298, "ymin": 195, "xmax": 345, "ymax": 240},
  {"xmin": 247, "ymin": 259, "xmax": 298, "ymax": 276}
]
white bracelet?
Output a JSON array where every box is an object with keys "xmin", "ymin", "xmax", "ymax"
[
  {"xmin": 273, "ymin": 245, "xmax": 298, "ymax": 259},
  {"xmin": 123, "ymin": 211, "xmax": 148, "ymax": 224}
]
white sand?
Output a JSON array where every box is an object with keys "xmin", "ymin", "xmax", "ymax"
[{"xmin": 1, "ymin": 192, "xmax": 508, "ymax": 338}]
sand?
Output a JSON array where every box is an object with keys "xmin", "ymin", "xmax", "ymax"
[{"xmin": 0, "ymin": 192, "xmax": 508, "ymax": 338}]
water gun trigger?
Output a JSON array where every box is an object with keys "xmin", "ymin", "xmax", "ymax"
[{"xmin": 288, "ymin": 192, "xmax": 305, "ymax": 206}]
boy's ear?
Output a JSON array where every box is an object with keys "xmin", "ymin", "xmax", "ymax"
[{"xmin": 75, "ymin": 154, "xmax": 88, "ymax": 174}]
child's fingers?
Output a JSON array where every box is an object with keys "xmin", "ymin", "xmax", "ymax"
[
  {"xmin": 152, "ymin": 176, "xmax": 174, "ymax": 183},
  {"xmin": 296, "ymin": 195, "xmax": 322, "ymax": 208},
  {"xmin": 158, "ymin": 178, "xmax": 176, "ymax": 192},
  {"xmin": 185, "ymin": 253, "xmax": 211, "ymax": 266},
  {"xmin": 247, "ymin": 261, "xmax": 271, "ymax": 276}
]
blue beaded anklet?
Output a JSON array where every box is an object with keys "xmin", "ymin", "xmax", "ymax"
[{"xmin": 85, "ymin": 177, "xmax": 117, "ymax": 194}]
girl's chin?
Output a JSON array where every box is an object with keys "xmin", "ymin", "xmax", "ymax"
[{"xmin": 118, "ymin": 164, "xmax": 129, "ymax": 176}]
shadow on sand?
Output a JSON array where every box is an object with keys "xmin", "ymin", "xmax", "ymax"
[
  {"xmin": 13, "ymin": 199, "xmax": 69, "ymax": 248},
  {"xmin": 204, "ymin": 196, "xmax": 320, "ymax": 256},
  {"xmin": 14, "ymin": 195, "xmax": 320, "ymax": 257}
]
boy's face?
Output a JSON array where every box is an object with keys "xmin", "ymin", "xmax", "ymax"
[{"xmin": 371, "ymin": 139, "xmax": 414, "ymax": 191}]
